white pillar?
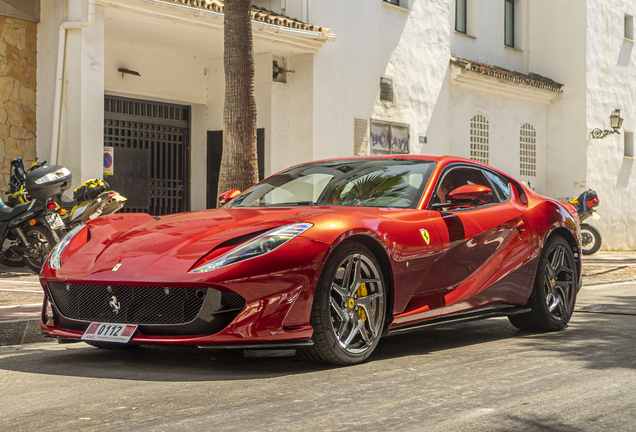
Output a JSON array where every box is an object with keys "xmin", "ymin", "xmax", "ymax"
[{"xmin": 59, "ymin": 0, "xmax": 105, "ymax": 189}]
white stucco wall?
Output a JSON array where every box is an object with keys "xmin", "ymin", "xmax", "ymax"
[
  {"xmin": 585, "ymin": 0, "xmax": 636, "ymax": 250},
  {"xmin": 447, "ymin": 84, "xmax": 549, "ymax": 193},
  {"xmin": 310, "ymin": 0, "xmax": 451, "ymax": 161},
  {"xmin": 450, "ymin": 0, "xmax": 529, "ymax": 72}
]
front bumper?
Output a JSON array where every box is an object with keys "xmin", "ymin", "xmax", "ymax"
[{"xmin": 40, "ymin": 237, "xmax": 330, "ymax": 346}]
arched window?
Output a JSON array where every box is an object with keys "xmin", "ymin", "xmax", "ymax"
[
  {"xmin": 470, "ymin": 114, "xmax": 489, "ymax": 164},
  {"xmin": 520, "ymin": 123, "xmax": 536, "ymax": 177}
]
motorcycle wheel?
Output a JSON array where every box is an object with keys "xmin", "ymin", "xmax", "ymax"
[
  {"xmin": 0, "ymin": 249, "xmax": 25, "ymax": 267},
  {"xmin": 22, "ymin": 224, "xmax": 57, "ymax": 273},
  {"xmin": 580, "ymin": 223, "xmax": 602, "ymax": 255}
]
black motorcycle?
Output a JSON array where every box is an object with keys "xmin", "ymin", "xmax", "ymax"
[{"xmin": 0, "ymin": 164, "xmax": 70, "ymax": 272}]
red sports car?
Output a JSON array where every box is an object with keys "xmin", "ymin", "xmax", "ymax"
[{"xmin": 40, "ymin": 156, "xmax": 581, "ymax": 365}]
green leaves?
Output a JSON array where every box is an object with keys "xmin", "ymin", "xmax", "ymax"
[{"xmin": 326, "ymin": 171, "xmax": 408, "ymax": 205}]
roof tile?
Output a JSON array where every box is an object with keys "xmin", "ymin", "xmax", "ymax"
[{"xmin": 154, "ymin": 0, "xmax": 333, "ymax": 36}]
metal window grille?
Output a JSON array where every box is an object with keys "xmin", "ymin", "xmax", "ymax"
[
  {"xmin": 520, "ymin": 123, "xmax": 536, "ymax": 177},
  {"xmin": 380, "ymin": 77, "xmax": 394, "ymax": 103},
  {"xmin": 470, "ymin": 114, "xmax": 489, "ymax": 165}
]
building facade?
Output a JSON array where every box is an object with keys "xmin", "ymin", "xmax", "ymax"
[{"xmin": 33, "ymin": 0, "xmax": 636, "ymax": 249}]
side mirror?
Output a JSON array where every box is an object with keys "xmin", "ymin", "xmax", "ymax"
[
  {"xmin": 448, "ymin": 184, "xmax": 493, "ymax": 205},
  {"xmin": 218, "ymin": 189, "xmax": 241, "ymax": 206}
]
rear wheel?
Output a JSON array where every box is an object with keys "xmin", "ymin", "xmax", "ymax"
[
  {"xmin": 509, "ymin": 235, "xmax": 577, "ymax": 331},
  {"xmin": 301, "ymin": 242, "xmax": 386, "ymax": 365},
  {"xmin": 22, "ymin": 224, "xmax": 57, "ymax": 273},
  {"xmin": 580, "ymin": 223, "xmax": 602, "ymax": 255}
]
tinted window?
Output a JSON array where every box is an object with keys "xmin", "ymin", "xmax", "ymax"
[{"xmin": 483, "ymin": 170, "xmax": 512, "ymax": 202}]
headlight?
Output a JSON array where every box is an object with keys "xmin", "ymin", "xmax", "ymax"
[
  {"xmin": 48, "ymin": 223, "xmax": 87, "ymax": 269},
  {"xmin": 189, "ymin": 222, "xmax": 313, "ymax": 273},
  {"xmin": 35, "ymin": 167, "xmax": 71, "ymax": 184}
]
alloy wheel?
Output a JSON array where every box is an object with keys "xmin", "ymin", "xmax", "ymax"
[
  {"xmin": 329, "ymin": 253, "xmax": 385, "ymax": 354},
  {"xmin": 543, "ymin": 243, "xmax": 576, "ymax": 320}
]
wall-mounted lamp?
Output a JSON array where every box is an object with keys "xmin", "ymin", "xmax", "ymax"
[
  {"xmin": 591, "ymin": 109, "xmax": 624, "ymax": 139},
  {"xmin": 118, "ymin": 68, "xmax": 141, "ymax": 79}
]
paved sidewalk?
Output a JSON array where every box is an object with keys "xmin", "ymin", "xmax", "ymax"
[
  {"xmin": 0, "ymin": 266, "xmax": 44, "ymax": 345},
  {"xmin": 1, "ymin": 252, "xmax": 635, "ymax": 345}
]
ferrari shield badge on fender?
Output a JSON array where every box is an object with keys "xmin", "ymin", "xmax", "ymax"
[
  {"xmin": 112, "ymin": 263, "xmax": 122, "ymax": 272},
  {"xmin": 420, "ymin": 229, "xmax": 430, "ymax": 245}
]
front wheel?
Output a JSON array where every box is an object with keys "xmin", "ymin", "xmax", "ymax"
[
  {"xmin": 22, "ymin": 224, "xmax": 57, "ymax": 273},
  {"xmin": 580, "ymin": 223, "xmax": 602, "ymax": 255},
  {"xmin": 301, "ymin": 242, "xmax": 387, "ymax": 365},
  {"xmin": 508, "ymin": 235, "xmax": 578, "ymax": 331}
]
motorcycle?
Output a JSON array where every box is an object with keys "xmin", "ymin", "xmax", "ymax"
[
  {"xmin": 569, "ymin": 189, "xmax": 601, "ymax": 255},
  {"xmin": 0, "ymin": 164, "xmax": 69, "ymax": 272},
  {"xmin": 3, "ymin": 159, "xmax": 127, "ymax": 270},
  {"xmin": 7, "ymin": 158, "xmax": 127, "ymax": 230}
]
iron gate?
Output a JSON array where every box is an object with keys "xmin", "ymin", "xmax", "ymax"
[{"xmin": 104, "ymin": 96, "xmax": 190, "ymax": 216}]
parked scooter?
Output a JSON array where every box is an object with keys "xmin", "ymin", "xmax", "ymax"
[{"xmin": 569, "ymin": 189, "xmax": 601, "ymax": 255}]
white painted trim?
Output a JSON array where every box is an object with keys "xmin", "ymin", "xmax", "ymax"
[{"xmin": 450, "ymin": 65, "xmax": 561, "ymax": 105}]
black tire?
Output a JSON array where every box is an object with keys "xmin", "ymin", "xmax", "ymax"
[
  {"xmin": 22, "ymin": 224, "xmax": 57, "ymax": 273},
  {"xmin": 0, "ymin": 251, "xmax": 25, "ymax": 267},
  {"xmin": 300, "ymin": 242, "xmax": 387, "ymax": 365},
  {"xmin": 509, "ymin": 235, "xmax": 578, "ymax": 331},
  {"xmin": 85, "ymin": 341, "xmax": 140, "ymax": 350},
  {"xmin": 580, "ymin": 223, "xmax": 602, "ymax": 255}
]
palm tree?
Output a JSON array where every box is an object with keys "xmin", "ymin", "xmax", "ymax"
[{"xmin": 217, "ymin": 0, "xmax": 258, "ymax": 205}]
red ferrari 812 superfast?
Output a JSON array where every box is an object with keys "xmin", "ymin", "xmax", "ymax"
[{"xmin": 40, "ymin": 156, "xmax": 581, "ymax": 365}]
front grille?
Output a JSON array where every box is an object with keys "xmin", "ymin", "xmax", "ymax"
[{"xmin": 48, "ymin": 283, "xmax": 246, "ymax": 325}]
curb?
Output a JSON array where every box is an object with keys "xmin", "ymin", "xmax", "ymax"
[{"xmin": 0, "ymin": 318, "xmax": 49, "ymax": 346}]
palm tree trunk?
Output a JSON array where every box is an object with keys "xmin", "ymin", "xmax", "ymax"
[{"xmin": 218, "ymin": 0, "xmax": 258, "ymax": 205}]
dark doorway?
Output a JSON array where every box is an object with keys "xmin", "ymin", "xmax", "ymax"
[
  {"xmin": 104, "ymin": 96, "xmax": 191, "ymax": 216},
  {"xmin": 207, "ymin": 129, "xmax": 265, "ymax": 208}
]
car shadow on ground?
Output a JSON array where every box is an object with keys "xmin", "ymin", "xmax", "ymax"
[{"xmin": 0, "ymin": 301, "xmax": 634, "ymax": 382}]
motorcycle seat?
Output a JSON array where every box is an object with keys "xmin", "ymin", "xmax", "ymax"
[
  {"xmin": 59, "ymin": 197, "xmax": 76, "ymax": 211},
  {"xmin": 0, "ymin": 201, "xmax": 35, "ymax": 222}
]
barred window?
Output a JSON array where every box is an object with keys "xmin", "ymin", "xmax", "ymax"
[
  {"xmin": 470, "ymin": 114, "xmax": 489, "ymax": 164},
  {"xmin": 519, "ymin": 123, "xmax": 536, "ymax": 177}
]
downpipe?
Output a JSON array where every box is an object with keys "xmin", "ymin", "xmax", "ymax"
[{"xmin": 50, "ymin": 0, "xmax": 96, "ymax": 165}]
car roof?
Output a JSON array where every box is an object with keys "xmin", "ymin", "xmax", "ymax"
[{"xmin": 307, "ymin": 154, "xmax": 482, "ymax": 166}]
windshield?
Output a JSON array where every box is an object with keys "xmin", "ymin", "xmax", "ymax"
[{"xmin": 228, "ymin": 159, "xmax": 436, "ymax": 208}]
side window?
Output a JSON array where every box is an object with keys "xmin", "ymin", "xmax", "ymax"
[
  {"xmin": 430, "ymin": 166, "xmax": 496, "ymax": 210},
  {"xmin": 483, "ymin": 170, "xmax": 512, "ymax": 203}
]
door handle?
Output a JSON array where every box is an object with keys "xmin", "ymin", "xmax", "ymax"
[{"xmin": 516, "ymin": 220, "xmax": 526, "ymax": 235}]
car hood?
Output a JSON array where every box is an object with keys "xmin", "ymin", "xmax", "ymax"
[{"xmin": 90, "ymin": 207, "xmax": 335, "ymax": 261}]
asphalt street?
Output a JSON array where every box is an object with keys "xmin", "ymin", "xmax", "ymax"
[{"xmin": 1, "ymin": 279, "xmax": 635, "ymax": 431}]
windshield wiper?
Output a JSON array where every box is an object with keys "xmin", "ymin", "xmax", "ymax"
[
  {"xmin": 255, "ymin": 201, "xmax": 317, "ymax": 207},
  {"xmin": 284, "ymin": 201, "xmax": 316, "ymax": 206}
]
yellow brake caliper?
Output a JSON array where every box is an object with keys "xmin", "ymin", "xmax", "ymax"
[{"xmin": 356, "ymin": 281, "xmax": 368, "ymax": 322}]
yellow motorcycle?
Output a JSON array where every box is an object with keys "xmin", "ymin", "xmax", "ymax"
[{"xmin": 59, "ymin": 178, "xmax": 127, "ymax": 229}]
